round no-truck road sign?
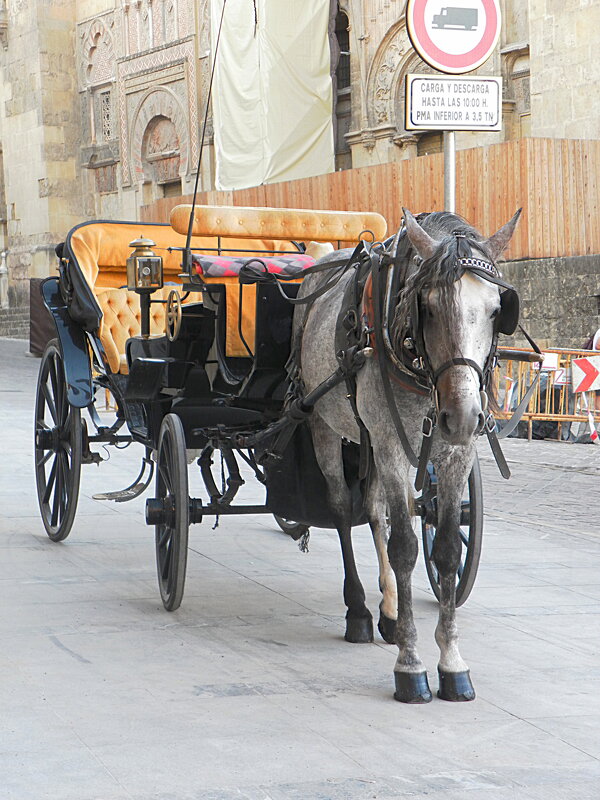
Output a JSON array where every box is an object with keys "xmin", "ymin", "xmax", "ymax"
[{"xmin": 406, "ymin": 0, "xmax": 501, "ymax": 74}]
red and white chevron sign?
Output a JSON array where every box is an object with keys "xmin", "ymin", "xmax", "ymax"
[{"xmin": 572, "ymin": 356, "xmax": 600, "ymax": 393}]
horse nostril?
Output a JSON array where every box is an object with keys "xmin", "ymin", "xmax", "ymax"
[{"xmin": 476, "ymin": 411, "xmax": 485, "ymax": 434}]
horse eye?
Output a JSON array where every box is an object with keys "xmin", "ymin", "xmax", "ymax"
[{"xmin": 491, "ymin": 307, "xmax": 500, "ymax": 319}]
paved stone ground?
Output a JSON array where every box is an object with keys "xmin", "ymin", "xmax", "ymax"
[{"xmin": 1, "ymin": 337, "xmax": 600, "ymax": 800}]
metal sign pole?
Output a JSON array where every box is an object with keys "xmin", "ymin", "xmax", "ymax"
[
  {"xmin": 405, "ymin": 0, "xmax": 502, "ymax": 214},
  {"xmin": 443, "ymin": 130, "xmax": 456, "ymax": 213}
]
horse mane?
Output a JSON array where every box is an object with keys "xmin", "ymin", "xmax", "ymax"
[{"xmin": 391, "ymin": 212, "xmax": 494, "ymax": 354}]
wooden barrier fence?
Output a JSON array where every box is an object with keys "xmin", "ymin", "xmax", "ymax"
[
  {"xmin": 142, "ymin": 137, "xmax": 600, "ymax": 262},
  {"xmin": 494, "ymin": 349, "xmax": 599, "ymax": 441}
]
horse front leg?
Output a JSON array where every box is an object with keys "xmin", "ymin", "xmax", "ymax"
[
  {"xmin": 387, "ymin": 497, "xmax": 432, "ymax": 702},
  {"xmin": 432, "ymin": 453, "xmax": 476, "ymax": 701},
  {"xmin": 310, "ymin": 416, "xmax": 373, "ymax": 643}
]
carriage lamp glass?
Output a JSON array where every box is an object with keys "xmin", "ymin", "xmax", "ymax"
[{"xmin": 126, "ymin": 237, "xmax": 163, "ymax": 291}]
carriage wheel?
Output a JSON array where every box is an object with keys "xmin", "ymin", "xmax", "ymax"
[
  {"xmin": 154, "ymin": 413, "xmax": 189, "ymax": 611},
  {"xmin": 34, "ymin": 339, "xmax": 82, "ymax": 542},
  {"xmin": 273, "ymin": 515, "xmax": 309, "ymax": 541},
  {"xmin": 421, "ymin": 453, "xmax": 483, "ymax": 607}
]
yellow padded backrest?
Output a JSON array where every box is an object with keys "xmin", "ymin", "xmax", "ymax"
[{"xmin": 170, "ymin": 204, "xmax": 388, "ymax": 243}]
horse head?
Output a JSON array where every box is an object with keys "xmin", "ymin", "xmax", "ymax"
[{"xmin": 397, "ymin": 208, "xmax": 521, "ymax": 446}]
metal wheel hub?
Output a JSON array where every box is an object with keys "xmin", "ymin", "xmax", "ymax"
[
  {"xmin": 146, "ymin": 496, "xmax": 203, "ymax": 526},
  {"xmin": 146, "ymin": 496, "xmax": 175, "ymax": 526},
  {"xmin": 35, "ymin": 426, "xmax": 63, "ymax": 451}
]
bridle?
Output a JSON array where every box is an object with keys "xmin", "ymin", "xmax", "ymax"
[
  {"xmin": 407, "ymin": 246, "xmax": 518, "ymax": 410},
  {"xmin": 369, "ymin": 226, "xmax": 525, "ymax": 488}
]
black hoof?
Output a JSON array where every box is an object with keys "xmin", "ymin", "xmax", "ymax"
[
  {"xmin": 377, "ymin": 614, "xmax": 396, "ymax": 644},
  {"xmin": 394, "ymin": 671, "xmax": 432, "ymax": 703},
  {"xmin": 437, "ymin": 669, "xmax": 476, "ymax": 701},
  {"xmin": 345, "ymin": 616, "xmax": 373, "ymax": 643}
]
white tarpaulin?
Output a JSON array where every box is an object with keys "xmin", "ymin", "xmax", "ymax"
[{"xmin": 210, "ymin": 0, "xmax": 334, "ymax": 190}]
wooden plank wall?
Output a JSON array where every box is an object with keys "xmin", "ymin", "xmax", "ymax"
[{"xmin": 141, "ymin": 138, "xmax": 600, "ymax": 261}]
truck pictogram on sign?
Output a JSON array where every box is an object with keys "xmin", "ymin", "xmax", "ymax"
[
  {"xmin": 432, "ymin": 7, "xmax": 479, "ymax": 31},
  {"xmin": 406, "ymin": 0, "xmax": 501, "ymax": 74}
]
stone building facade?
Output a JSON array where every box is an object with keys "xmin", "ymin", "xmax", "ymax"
[{"xmin": 0, "ymin": 0, "xmax": 597, "ymax": 336}]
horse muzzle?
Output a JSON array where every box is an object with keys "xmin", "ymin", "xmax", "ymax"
[{"xmin": 437, "ymin": 397, "xmax": 485, "ymax": 445}]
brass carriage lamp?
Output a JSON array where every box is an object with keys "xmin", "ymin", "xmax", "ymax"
[{"xmin": 127, "ymin": 237, "xmax": 163, "ymax": 337}]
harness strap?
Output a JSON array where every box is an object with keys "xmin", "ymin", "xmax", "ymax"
[
  {"xmin": 485, "ymin": 424, "xmax": 512, "ymax": 478},
  {"xmin": 341, "ymin": 361, "xmax": 372, "ymax": 481},
  {"xmin": 414, "ymin": 409, "xmax": 437, "ymax": 491},
  {"xmin": 433, "ymin": 357, "xmax": 484, "ymax": 387},
  {"xmin": 495, "ymin": 324, "xmax": 543, "ymax": 441},
  {"xmin": 371, "ymin": 248, "xmax": 419, "ymax": 468}
]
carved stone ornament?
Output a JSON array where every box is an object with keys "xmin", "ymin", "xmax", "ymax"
[
  {"xmin": 367, "ymin": 20, "xmax": 409, "ymax": 127},
  {"xmin": 80, "ymin": 18, "xmax": 116, "ymax": 88}
]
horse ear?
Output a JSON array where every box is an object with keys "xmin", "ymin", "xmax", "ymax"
[
  {"xmin": 403, "ymin": 208, "xmax": 438, "ymax": 261},
  {"xmin": 484, "ymin": 208, "xmax": 522, "ymax": 260}
]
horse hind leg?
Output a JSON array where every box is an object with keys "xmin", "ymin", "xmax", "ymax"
[
  {"xmin": 310, "ymin": 415, "xmax": 373, "ymax": 643},
  {"xmin": 364, "ymin": 467, "xmax": 397, "ymax": 645}
]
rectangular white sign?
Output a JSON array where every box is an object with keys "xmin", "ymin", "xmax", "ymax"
[{"xmin": 405, "ymin": 74, "xmax": 502, "ymax": 132}]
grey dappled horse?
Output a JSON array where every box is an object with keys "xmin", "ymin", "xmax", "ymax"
[{"xmin": 294, "ymin": 209, "xmax": 520, "ymax": 703}]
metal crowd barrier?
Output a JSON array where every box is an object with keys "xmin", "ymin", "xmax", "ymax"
[{"xmin": 493, "ymin": 348, "xmax": 599, "ymax": 441}]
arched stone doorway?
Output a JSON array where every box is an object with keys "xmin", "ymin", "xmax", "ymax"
[
  {"xmin": 130, "ymin": 87, "xmax": 189, "ymax": 200},
  {"xmin": 141, "ymin": 115, "xmax": 182, "ymax": 202}
]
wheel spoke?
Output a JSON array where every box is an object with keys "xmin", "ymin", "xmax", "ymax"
[
  {"xmin": 42, "ymin": 380, "xmax": 58, "ymax": 424},
  {"xmin": 457, "ymin": 561, "xmax": 464, "ymax": 579},
  {"xmin": 53, "ymin": 356, "xmax": 68, "ymax": 425},
  {"xmin": 37, "ymin": 449, "xmax": 53, "ymax": 468},
  {"xmin": 158, "ymin": 526, "xmax": 171, "ymax": 548},
  {"xmin": 158, "ymin": 461, "xmax": 172, "ymax": 494},
  {"xmin": 43, "ymin": 457, "xmax": 58, "ymax": 505},
  {"xmin": 60, "ymin": 450, "xmax": 70, "ymax": 504},
  {"xmin": 161, "ymin": 539, "xmax": 173, "ymax": 580},
  {"xmin": 50, "ymin": 456, "xmax": 62, "ymax": 527},
  {"xmin": 49, "ymin": 357, "xmax": 60, "ymax": 411},
  {"xmin": 459, "ymin": 529, "xmax": 469, "ymax": 547}
]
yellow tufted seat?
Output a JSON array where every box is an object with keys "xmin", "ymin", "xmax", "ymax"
[{"xmin": 95, "ymin": 286, "xmax": 181, "ymax": 375}]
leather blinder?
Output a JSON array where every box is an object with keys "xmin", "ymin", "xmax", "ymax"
[{"xmin": 499, "ymin": 288, "xmax": 519, "ymax": 335}]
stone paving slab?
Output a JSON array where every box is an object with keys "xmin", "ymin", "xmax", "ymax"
[{"xmin": 1, "ymin": 338, "xmax": 600, "ymax": 799}]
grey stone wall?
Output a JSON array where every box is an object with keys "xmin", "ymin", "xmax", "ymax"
[
  {"xmin": 0, "ymin": 306, "xmax": 29, "ymax": 339},
  {"xmin": 502, "ymin": 254, "xmax": 600, "ymax": 351}
]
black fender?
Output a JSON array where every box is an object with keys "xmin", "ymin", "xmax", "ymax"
[{"xmin": 40, "ymin": 277, "xmax": 93, "ymax": 408}]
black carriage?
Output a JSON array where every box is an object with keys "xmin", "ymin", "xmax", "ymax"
[{"xmin": 34, "ymin": 204, "xmax": 485, "ymax": 611}]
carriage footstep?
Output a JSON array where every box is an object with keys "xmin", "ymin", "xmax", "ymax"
[
  {"xmin": 437, "ymin": 669, "xmax": 475, "ymax": 702},
  {"xmin": 93, "ymin": 458, "xmax": 154, "ymax": 503},
  {"xmin": 394, "ymin": 671, "xmax": 433, "ymax": 704},
  {"xmin": 93, "ymin": 484, "xmax": 149, "ymax": 502}
]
